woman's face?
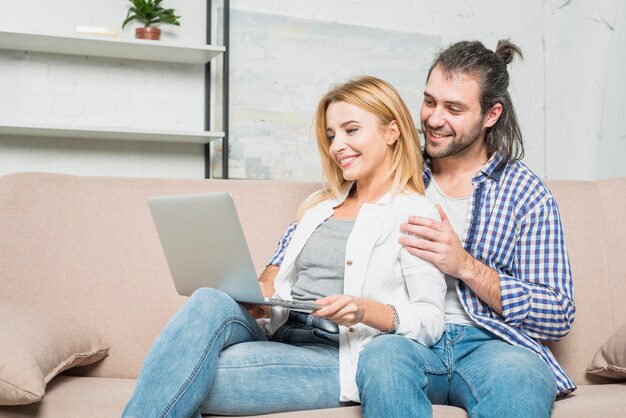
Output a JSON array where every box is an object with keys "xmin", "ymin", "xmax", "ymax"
[{"xmin": 326, "ymin": 101, "xmax": 395, "ymax": 185}]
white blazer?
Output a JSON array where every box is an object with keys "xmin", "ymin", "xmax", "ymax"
[{"xmin": 263, "ymin": 184, "xmax": 446, "ymax": 402}]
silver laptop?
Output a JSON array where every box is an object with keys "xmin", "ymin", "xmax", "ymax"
[{"xmin": 147, "ymin": 191, "xmax": 319, "ymax": 312}]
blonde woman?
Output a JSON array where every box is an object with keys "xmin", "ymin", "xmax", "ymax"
[{"xmin": 123, "ymin": 76, "xmax": 445, "ymax": 418}]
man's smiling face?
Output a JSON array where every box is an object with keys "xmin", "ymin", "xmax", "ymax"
[{"xmin": 420, "ymin": 65, "xmax": 489, "ymax": 160}]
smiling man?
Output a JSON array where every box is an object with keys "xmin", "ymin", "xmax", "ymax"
[
  {"xmin": 355, "ymin": 40, "xmax": 575, "ymax": 417},
  {"xmin": 268, "ymin": 40, "xmax": 575, "ymax": 418}
]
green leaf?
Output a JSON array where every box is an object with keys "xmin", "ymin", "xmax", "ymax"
[{"xmin": 122, "ymin": 0, "xmax": 180, "ymax": 29}]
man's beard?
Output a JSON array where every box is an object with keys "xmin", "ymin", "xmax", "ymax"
[{"xmin": 423, "ymin": 117, "xmax": 484, "ymax": 159}]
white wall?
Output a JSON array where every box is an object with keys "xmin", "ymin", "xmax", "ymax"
[
  {"xmin": 0, "ymin": 0, "xmax": 208, "ymax": 179},
  {"xmin": 1, "ymin": 0, "xmax": 624, "ymax": 180},
  {"xmin": 600, "ymin": 0, "xmax": 626, "ymax": 180}
]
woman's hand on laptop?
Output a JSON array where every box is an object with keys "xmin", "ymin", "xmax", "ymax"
[
  {"xmin": 313, "ymin": 295, "xmax": 397, "ymax": 333},
  {"xmin": 312, "ymin": 294, "xmax": 365, "ymax": 327}
]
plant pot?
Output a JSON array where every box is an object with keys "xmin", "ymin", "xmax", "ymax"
[{"xmin": 135, "ymin": 27, "xmax": 161, "ymax": 41}]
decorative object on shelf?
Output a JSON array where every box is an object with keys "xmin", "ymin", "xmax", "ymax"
[
  {"xmin": 2, "ymin": 0, "xmax": 228, "ymax": 179},
  {"xmin": 122, "ymin": 0, "xmax": 181, "ymax": 41},
  {"xmin": 74, "ymin": 26, "xmax": 119, "ymax": 37}
]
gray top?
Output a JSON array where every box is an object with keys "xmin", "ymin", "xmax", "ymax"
[
  {"xmin": 291, "ymin": 217, "xmax": 355, "ymax": 303},
  {"xmin": 426, "ymin": 177, "xmax": 475, "ymax": 326}
]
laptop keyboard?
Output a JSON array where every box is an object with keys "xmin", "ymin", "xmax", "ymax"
[
  {"xmin": 264, "ymin": 298, "xmax": 320, "ymax": 310},
  {"xmin": 267, "ymin": 298, "xmax": 308, "ymax": 307}
]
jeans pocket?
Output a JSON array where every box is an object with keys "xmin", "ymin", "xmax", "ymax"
[{"xmin": 272, "ymin": 323, "xmax": 339, "ymax": 348}]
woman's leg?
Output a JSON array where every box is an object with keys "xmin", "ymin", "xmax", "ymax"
[
  {"xmin": 123, "ymin": 288, "xmax": 267, "ymax": 418},
  {"xmin": 201, "ymin": 341, "xmax": 342, "ymax": 415}
]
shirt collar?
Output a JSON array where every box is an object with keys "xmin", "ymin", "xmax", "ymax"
[{"xmin": 423, "ymin": 152, "xmax": 507, "ymax": 187}]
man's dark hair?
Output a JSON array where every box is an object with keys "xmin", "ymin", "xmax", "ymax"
[{"xmin": 427, "ymin": 40, "xmax": 524, "ymax": 162}]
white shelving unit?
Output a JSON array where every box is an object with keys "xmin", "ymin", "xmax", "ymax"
[
  {"xmin": 0, "ymin": 29, "xmax": 224, "ymax": 65},
  {"xmin": 0, "ymin": 10, "xmax": 228, "ymax": 178},
  {"xmin": 0, "ymin": 123, "xmax": 224, "ymax": 144}
]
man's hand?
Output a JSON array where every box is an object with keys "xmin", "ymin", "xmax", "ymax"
[
  {"xmin": 399, "ymin": 205, "xmax": 502, "ymax": 313},
  {"xmin": 399, "ymin": 205, "xmax": 474, "ymax": 279}
]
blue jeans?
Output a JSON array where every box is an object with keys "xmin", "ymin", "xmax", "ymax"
[
  {"xmin": 122, "ymin": 288, "xmax": 344, "ymax": 418},
  {"xmin": 356, "ymin": 324, "xmax": 557, "ymax": 418}
]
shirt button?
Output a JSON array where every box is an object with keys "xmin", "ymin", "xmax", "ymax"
[
  {"xmin": 348, "ymin": 327, "xmax": 355, "ymax": 332},
  {"xmin": 346, "ymin": 260, "xmax": 353, "ymax": 266}
]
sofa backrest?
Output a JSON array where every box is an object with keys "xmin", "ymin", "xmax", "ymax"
[
  {"xmin": 546, "ymin": 177, "xmax": 626, "ymax": 385},
  {"xmin": 1, "ymin": 172, "xmax": 624, "ymax": 386},
  {"xmin": 0, "ymin": 172, "xmax": 318, "ymax": 379}
]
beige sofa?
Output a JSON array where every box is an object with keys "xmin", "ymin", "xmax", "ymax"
[{"xmin": 0, "ymin": 172, "xmax": 625, "ymax": 418}]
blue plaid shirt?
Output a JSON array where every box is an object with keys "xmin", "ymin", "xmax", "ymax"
[{"xmin": 268, "ymin": 152, "xmax": 576, "ymax": 397}]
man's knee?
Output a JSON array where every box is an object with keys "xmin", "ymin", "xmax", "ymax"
[
  {"xmin": 489, "ymin": 347, "xmax": 556, "ymax": 394},
  {"xmin": 461, "ymin": 346, "xmax": 556, "ymax": 417},
  {"xmin": 500, "ymin": 351, "xmax": 557, "ymax": 403}
]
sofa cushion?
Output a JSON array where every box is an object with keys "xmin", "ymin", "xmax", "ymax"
[
  {"xmin": 587, "ymin": 323, "xmax": 626, "ymax": 379},
  {"xmin": 0, "ymin": 376, "xmax": 473, "ymax": 418},
  {"xmin": 1, "ymin": 380, "xmax": 624, "ymax": 418},
  {"xmin": 0, "ymin": 376, "xmax": 133, "ymax": 418},
  {"xmin": 551, "ymin": 383, "xmax": 626, "ymax": 417},
  {"xmin": 0, "ymin": 304, "xmax": 109, "ymax": 405}
]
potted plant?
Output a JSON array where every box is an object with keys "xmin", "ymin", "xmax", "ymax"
[{"xmin": 122, "ymin": 0, "xmax": 181, "ymax": 41}]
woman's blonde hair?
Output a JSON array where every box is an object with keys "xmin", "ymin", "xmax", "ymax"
[{"xmin": 298, "ymin": 75, "xmax": 425, "ymax": 220}]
